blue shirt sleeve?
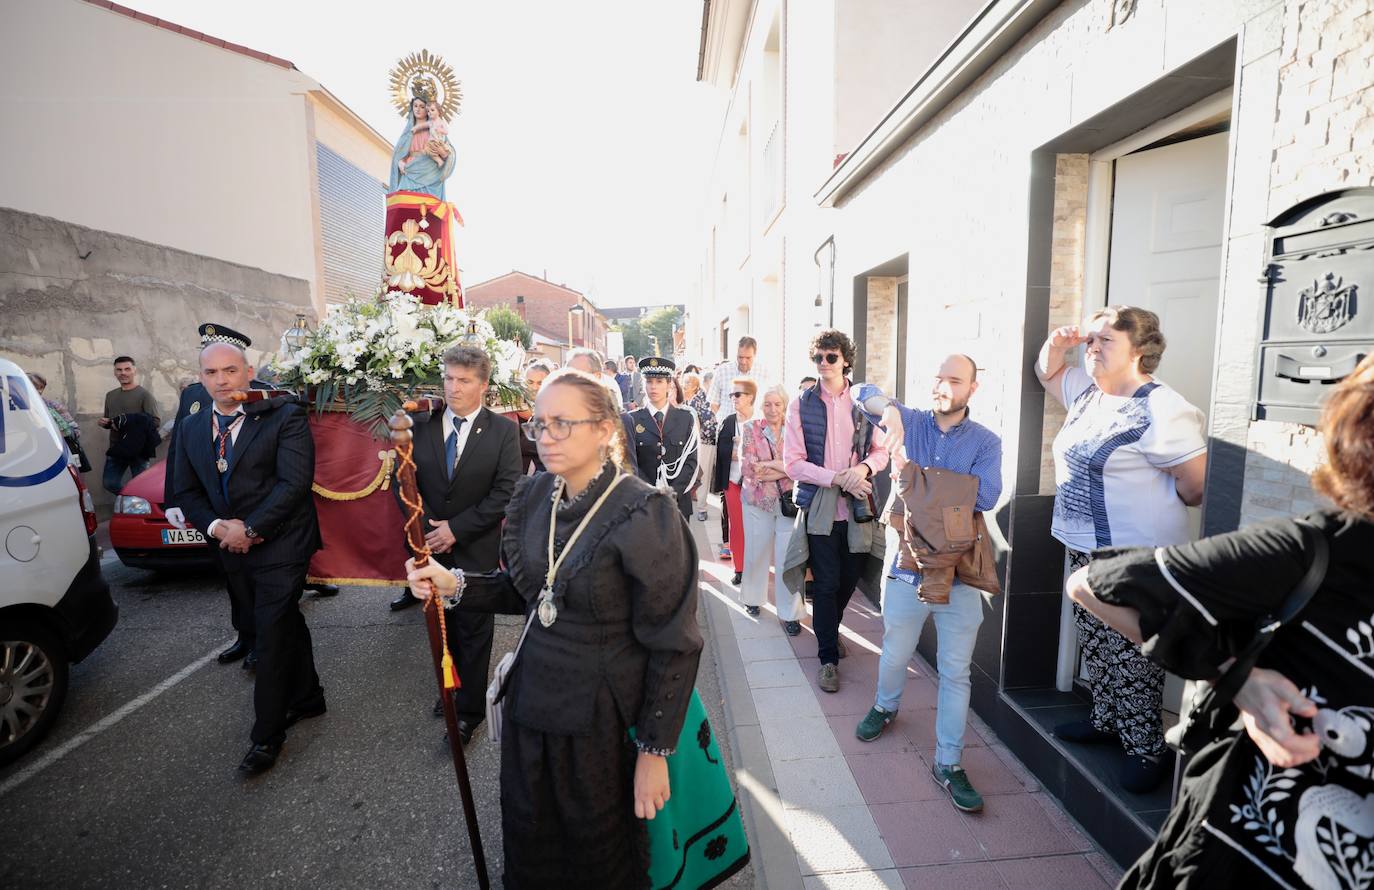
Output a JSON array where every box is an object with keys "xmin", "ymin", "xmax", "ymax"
[
  {"xmin": 851, "ymin": 382, "xmax": 893, "ymax": 426},
  {"xmin": 971, "ymin": 431, "xmax": 1004, "ymax": 512}
]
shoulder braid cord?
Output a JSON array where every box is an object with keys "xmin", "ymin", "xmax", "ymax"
[
  {"xmin": 393, "ymin": 422, "xmax": 459, "ymax": 691},
  {"xmin": 656, "ymin": 409, "xmax": 701, "ymax": 494}
]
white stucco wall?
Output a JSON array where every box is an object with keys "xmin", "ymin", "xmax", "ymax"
[{"xmin": 0, "ymin": 0, "xmax": 326, "ymax": 297}]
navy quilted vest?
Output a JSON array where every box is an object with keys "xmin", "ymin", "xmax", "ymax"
[{"xmin": 794, "ymin": 386, "xmax": 829, "ymax": 510}]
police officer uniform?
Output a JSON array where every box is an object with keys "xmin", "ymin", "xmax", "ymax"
[{"xmin": 620, "ymin": 356, "xmax": 698, "ymax": 519}]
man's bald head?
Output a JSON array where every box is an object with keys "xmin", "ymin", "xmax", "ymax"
[
  {"xmin": 199, "ymin": 342, "xmax": 253, "ymax": 409},
  {"xmin": 931, "ymin": 353, "xmax": 979, "ymax": 417},
  {"xmin": 200, "ymin": 341, "xmax": 249, "ymax": 366}
]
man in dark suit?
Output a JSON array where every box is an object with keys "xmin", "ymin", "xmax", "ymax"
[
  {"xmin": 621, "ymin": 355, "xmax": 698, "ymax": 518},
  {"xmin": 173, "ymin": 341, "xmax": 323, "ymax": 774},
  {"xmin": 390, "ymin": 344, "xmax": 522, "ymax": 745},
  {"xmin": 164, "ymin": 324, "xmax": 335, "ymax": 671}
]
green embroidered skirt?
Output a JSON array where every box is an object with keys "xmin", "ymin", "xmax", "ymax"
[{"xmin": 632, "ymin": 690, "xmax": 750, "ymax": 889}]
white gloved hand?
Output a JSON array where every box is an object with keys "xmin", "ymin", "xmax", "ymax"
[{"xmin": 164, "ymin": 507, "xmax": 187, "ymax": 530}]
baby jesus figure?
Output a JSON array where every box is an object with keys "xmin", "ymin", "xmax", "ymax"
[{"xmin": 424, "ymin": 102, "xmax": 451, "ymax": 164}]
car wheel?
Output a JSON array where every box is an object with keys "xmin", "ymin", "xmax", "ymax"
[{"xmin": 0, "ymin": 621, "xmax": 69, "ymax": 766}]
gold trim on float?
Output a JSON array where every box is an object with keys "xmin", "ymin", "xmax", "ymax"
[{"xmin": 311, "ymin": 451, "xmax": 395, "ymax": 501}]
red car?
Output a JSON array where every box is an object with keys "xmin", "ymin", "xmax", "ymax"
[{"xmin": 109, "ymin": 460, "xmax": 214, "ymax": 571}]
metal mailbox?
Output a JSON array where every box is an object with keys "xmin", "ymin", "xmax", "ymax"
[{"xmin": 1255, "ymin": 188, "xmax": 1373, "ymax": 425}]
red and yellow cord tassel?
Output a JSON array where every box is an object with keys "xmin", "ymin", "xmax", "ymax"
[{"xmin": 441, "ymin": 650, "xmax": 459, "ymax": 690}]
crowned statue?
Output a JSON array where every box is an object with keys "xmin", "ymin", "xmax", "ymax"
[{"xmin": 381, "ymin": 50, "xmax": 465, "ymax": 306}]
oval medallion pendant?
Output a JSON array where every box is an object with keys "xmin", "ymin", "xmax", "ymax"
[{"xmin": 537, "ymin": 588, "xmax": 558, "ymax": 628}]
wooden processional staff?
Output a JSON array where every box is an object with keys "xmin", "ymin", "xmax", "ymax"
[{"xmin": 390, "ymin": 404, "xmax": 490, "ymax": 890}]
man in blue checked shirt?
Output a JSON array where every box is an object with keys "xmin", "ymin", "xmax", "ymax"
[{"xmin": 850, "ymin": 354, "xmax": 1003, "ymax": 814}]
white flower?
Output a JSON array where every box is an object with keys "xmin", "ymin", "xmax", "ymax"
[{"xmin": 306, "ymin": 368, "xmax": 330, "ymax": 384}]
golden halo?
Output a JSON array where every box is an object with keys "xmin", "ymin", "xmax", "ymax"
[{"xmin": 389, "ymin": 49, "xmax": 462, "ymax": 120}]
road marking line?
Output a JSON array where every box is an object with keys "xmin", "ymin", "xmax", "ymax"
[{"xmin": 0, "ymin": 642, "xmax": 228, "ymax": 798}]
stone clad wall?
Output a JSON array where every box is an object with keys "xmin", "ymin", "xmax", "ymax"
[
  {"xmin": 1238, "ymin": 0, "xmax": 1374, "ymax": 527},
  {"xmin": 1039, "ymin": 154, "xmax": 1089, "ymax": 496},
  {"xmin": 0, "ymin": 206, "xmax": 312, "ymax": 512}
]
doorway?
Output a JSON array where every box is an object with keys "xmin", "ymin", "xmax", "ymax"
[{"xmin": 1105, "ymin": 131, "xmax": 1228, "ymax": 415}]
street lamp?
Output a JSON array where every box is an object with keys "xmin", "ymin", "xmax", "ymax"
[{"xmin": 566, "ymin": 303, "xmax": 585, "ymax": 360}]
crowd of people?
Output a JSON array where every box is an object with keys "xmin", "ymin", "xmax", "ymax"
[{"xmin": 76, "ymin": 303, "xmax": 1370, "ymax": 889}]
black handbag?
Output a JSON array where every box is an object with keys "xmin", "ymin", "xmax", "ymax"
[
  {"xmin": 762, "ymin": 433, "xmax": 798, "ymax": 518},
  {"xmin": 1167, "ymin": 519, "xmax": 1329, "ymax": 755}
]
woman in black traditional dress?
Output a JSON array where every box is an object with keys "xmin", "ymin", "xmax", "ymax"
[
  {"xmin": 1065, "ymin": 354, "xmax": 1374, "ymax": 890},
  {"xmin": 408, "ymin": 368, "xmax": 724, "ymax": 889}
]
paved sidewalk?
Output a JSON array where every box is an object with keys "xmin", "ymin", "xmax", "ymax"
[{"xmin": 691, "ymin": 512, "xmax": 1125, "ymax": 889}]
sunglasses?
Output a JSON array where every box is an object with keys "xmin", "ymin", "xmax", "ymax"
[
  {"xmin": 811, "ymin": 353, "xmax": 842, "ymax": 365},
  {"xmin": 729, "ymin": 391, "xmax": 748, "ymax": 399}
]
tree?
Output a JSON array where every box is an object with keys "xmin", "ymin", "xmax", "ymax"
[
  {"xmin": 613, "ymin": 321, "xmax": 649, "ymax": 359},
  {"xmin": 484, "ymin": 304, "xmax": 534, "ymax": 350},
  {"xmin": 640, "ymin": 307, "xmax": 683, "ymax": 357}
]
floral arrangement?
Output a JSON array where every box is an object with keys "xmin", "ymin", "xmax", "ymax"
[{"xmin": 271, "ymin": 291, "xmax": 527, "ymax": 432}]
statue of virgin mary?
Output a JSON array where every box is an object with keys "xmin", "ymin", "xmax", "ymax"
[
  {"xmin": 386, "ymin": 52, "xmax": 462, "ymax": 200},
  {"xmin": 389, "ymin": 93, "xmax": 457, "ymax": 200}
]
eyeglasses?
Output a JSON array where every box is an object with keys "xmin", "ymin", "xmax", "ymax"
[
  {"xmin": 521, "ymin": 417, "xmax": 600, "ymax": 442},
  {"xmin": 811, "ymin": 352, "xmax": 842, "ymax": 365},
  {"xmin": 730, "ymin": 391, "xmax": 749, "ymax": 399}
]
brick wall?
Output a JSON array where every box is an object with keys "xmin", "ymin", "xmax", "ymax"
[
  {"xmin": 1239, "ymin": 0, "xmax": 1374, "ymax": 526},
  {"xmin": 464, "ymin": 272, "xmax": 608, "ymax": 355}
]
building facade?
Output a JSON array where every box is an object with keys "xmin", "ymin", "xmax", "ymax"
[
  {"xmin": 463, "ymin": 270, "xmax": 610, "ymax": 364},
  {"xmin": 0, "ymin": 0, "xmax": 393, "ymax": 510},
  {"xmin": 690, "ymin": 0, "xmax": 1374, "ymax": 867}
]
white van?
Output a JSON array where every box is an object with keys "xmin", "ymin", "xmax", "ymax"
[{"xmin": 0, "ymin": 358, "xmax": 117, "ymax": 764}]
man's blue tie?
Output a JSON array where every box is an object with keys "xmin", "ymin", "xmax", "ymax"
[{"xmin": 445, "ymin": 417, "xmax": 465, "ymax": 480}]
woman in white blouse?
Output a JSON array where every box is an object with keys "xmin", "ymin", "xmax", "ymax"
[{"xmin": 1035, "ymin": 305, "xmax": 1208, "ymax": 793}]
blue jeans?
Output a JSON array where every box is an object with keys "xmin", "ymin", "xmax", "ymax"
[
  {"xmin": 875, "ymin": 526, "xmax": 984, "ymax": 767},
  {"xmin": 102, "ymin": 454, "xmax": 150, "ymax": 495}
]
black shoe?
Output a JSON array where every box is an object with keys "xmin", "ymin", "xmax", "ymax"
[
  {"xmin": 432, "ymin": 698, "xmax": 444, "ymax": 718},
  {"xmin": 217, "ymin": 639, "xmax": 252, "ymax": 664},
  {"xmin": 731, "ymin": 572, "xmax": 743, "ymax": 586},
  {"xmin": 284, "ymin": 694, "xmax": 326, "ymax": 729},
  {"xmin": 745, "ymin": 605, "xmax": 761, "ymax": 617},
  {"xmin": 389, "ymin": 591, "xmax": 421, "ymax": 611},
  {"xmin": 238, "ymin": 740, "xmax": 282, "ymax": 774},
  {"xmin": 241, "ymin": 650, "xmax": 258, "ymax": 671},
  {"xmin": 457, "ymin": 718, "xmax": 480, "ymax": 746},
  {"xmin": 783, "ymin": 620, "xmax": 802, "ymax": 636},
  {"xmin": 307, "ymin": 583, "xmax": 340, "ymax": 597},
  {"xmin": 1119, "ymin": 754, "xmax": 1168, "ymax": 793},
  {"xmin": 1053, "ymin": 719, "xmax": 1119, "ymax": 745}
]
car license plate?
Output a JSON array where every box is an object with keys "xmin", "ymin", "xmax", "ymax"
[{"xmin": 162, "ymin": 528, "xmax": 206, "ymax": 545}]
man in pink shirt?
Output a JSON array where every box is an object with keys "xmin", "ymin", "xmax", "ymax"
[{"xmin": 784, "ymin": 329, "xmax": 888, "ymax": 692}]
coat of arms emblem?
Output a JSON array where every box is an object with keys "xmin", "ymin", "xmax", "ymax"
[{"xmin": 1297, "ymin": 272, "xmax": 1356, "ymax": 334}]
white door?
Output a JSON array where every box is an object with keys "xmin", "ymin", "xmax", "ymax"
[
  {"xmin": 1055, "ymin": 132, "xmax": 1229, "ymax": 696},
  {"xmin": 1105, "ymin": 132, "xmax": 1229, "ymax": 416}
]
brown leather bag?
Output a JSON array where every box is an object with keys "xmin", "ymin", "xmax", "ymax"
[{"xmin": 955, "ymin": 512, "xmax": 1001, "ymax": 595}]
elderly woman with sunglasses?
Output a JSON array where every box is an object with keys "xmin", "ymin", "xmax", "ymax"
[{"xmin": 711, "ymin": 378, "xmax": 757, "ymax": 584}]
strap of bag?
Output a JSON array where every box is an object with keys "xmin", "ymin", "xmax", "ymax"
[
  {"xmin": 1178, "ymin": 519, "xmax": 1328, "ymax": 750},
  {"xmin": 763, "ymin": 428, "xmax": 787, "ymax": 501},
  {"xmin": 1208, "ymin": 519, "xmax": 1329, "ymax": 704}
]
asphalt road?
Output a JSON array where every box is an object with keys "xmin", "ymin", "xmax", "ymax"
[{"xmin": 0, "ymin": 539, "xmax": 752, "ymax": 889}]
